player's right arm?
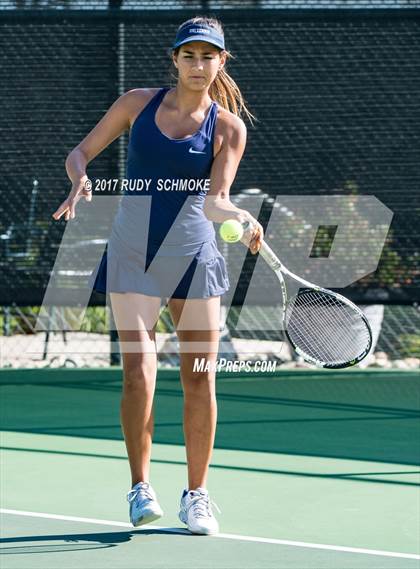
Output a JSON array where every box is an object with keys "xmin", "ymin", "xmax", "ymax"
[{"xmin": 52, "ymin": 89, "xmax": 157, "ymax": 221}]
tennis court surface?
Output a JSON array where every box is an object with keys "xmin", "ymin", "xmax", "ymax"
[{"xmin": 1, "ymin": 368, "xmax": 419, "ymax": 568}]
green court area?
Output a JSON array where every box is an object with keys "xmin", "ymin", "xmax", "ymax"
[{"xmin": 1, "ymin": 368, "xmax": 419, "ymax": 568}]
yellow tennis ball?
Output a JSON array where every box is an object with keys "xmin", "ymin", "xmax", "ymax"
[{"xmin": 219, "ymin": 219, "xmax": 244, "ymax": 243}]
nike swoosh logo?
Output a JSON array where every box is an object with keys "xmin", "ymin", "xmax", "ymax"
[{"xmin": 189, "ymin": 148, "xmax": 206, "ymax": 154}]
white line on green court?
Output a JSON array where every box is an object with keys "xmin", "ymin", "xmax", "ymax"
[{"xmin": 2, "ymin": 508, "xmax": 419, "ymax": 561}]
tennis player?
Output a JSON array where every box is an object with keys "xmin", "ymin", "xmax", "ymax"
[{"xmin": 52, "ymin": 16, "xmax": 263, "ymax": 535}]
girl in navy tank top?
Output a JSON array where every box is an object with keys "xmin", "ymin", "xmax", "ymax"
[{"xmin": 52, "ymin": 16, "xmax": 263, "ymax": 536}]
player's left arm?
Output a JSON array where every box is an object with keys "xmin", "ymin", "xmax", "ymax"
[{"xmin": 203, "ymin": 112, "xmax": 263, "ymax": 253}]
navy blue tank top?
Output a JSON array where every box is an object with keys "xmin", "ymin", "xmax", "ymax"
[{"xmin": 111, "ymin": 87, "xmax": 218, "ymax": 260}]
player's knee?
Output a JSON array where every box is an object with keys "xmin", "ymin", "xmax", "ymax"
[
  {"xmin": 123, "ymin": 360, "xmax": 156, "ymax": 393},
  {"xmin": 182, "ymin": 369, "xmax": 216, "ymax": 397}
]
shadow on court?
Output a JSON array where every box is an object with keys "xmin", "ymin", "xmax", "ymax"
[
  {"xmin": 1, "ymin": 369, "xmax": 419, "ymax": 467},
  {"xmin": 0, "ymin": 527, "xmax": 192, "ymax": 555},
  {"xmin": 1, "ymin": 445, "xmax": 419, "ymax": 488}
]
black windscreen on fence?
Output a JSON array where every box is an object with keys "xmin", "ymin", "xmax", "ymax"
[{"xmin": 0, "ymin": 8, "xmax": 419, "ymax": 305}]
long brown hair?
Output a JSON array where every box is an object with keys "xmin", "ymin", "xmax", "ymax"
[{"xmin": 171, "ymin": 16, "xmax": 257, "ymax": 125}]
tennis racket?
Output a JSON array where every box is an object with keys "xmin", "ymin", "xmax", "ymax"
[{"xmin": 243, "ymin": 221, "xmax": 372, "ymax": 369}]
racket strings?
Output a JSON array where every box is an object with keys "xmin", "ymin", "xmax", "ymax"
[
  {"xmin": 285, "ymin": 290, "xmax": 371, "ymax": 365},
  {"xmin": 288, "ymin": 301, "xmax": 366, "ymax": 363},
  {"xmin": 288, "ymin": 304, "xmax": 364, "ymax": 364},
  {"xmin": 288, "ymin": 295, "xmax": 368, "ymax": 363}
]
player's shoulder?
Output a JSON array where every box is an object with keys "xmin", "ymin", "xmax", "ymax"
[
  {"xmin": 125, "ymin": 87, "xmax": 161, "ymax": 102},
  {"xmin": 121, "ymin": 88, "xmax": 162, "ymax": 126},
  {"xmin": 215, "ymin": 105, "xmax": 247, "ymax": 150},
  {"xmin": 215, "ymin": 105, "xmax": 247, "ymax": 139}
]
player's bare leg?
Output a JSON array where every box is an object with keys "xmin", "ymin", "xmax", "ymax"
[
  {"xmin": 168, "ymin": 295, "xmax": 220, "ymax": 490},
  {"xmin": 110, "ymin": 292, "xmax": 161, "ymax": 486}
]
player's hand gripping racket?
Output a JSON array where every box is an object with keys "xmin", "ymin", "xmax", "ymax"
[{"xmin": 242, "ymin": 221, "xmax": 372, "ymax": 369}]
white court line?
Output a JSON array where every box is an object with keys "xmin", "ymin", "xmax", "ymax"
[{"xmin": 2, "ymin": 508, "xmax": 420, "ymax": 560}]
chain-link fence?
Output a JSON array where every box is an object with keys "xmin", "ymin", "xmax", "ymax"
[{"xmin": 1, "ymin": 2, "xmax": 418, "ymax": 368}]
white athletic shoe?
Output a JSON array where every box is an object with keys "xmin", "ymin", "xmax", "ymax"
[
  {"xmin": 127, "ymin": 481, "xmax": 163, "ymax": 527},
  {"xmin": 179, "ymin": 487, "xmax": 220, "ymax": 535}
]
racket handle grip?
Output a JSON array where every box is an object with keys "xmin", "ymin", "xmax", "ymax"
[
  {"xmin": 259, "ymin": 241, "xmax": 282, "ymax": 271},
  {"xmin": 241, "ymin": 221, "xmax": 282, "ymax": 271}
]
